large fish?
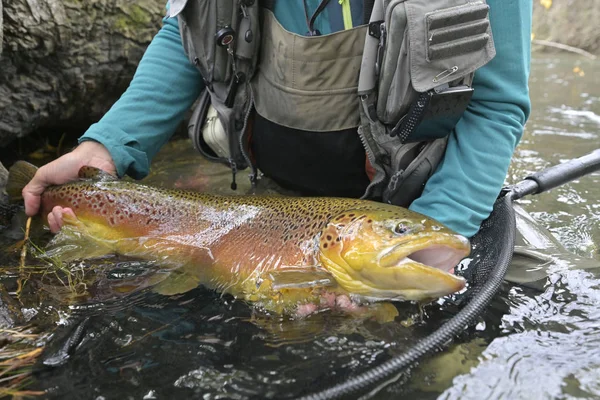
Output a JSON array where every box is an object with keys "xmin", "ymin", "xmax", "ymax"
[{"xmin": 6, "ymin": 161, "xmax": 470, "ymax": 316}]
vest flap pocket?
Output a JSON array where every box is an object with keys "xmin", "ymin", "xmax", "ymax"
[
  {"xmin": 407, "ymin": 0, "xmax": 496, "ymax": 93},
  {"xmin": 167, "ymin": 0, "xmax": 188, "ymax": 17},
  {"xmin": 376, "ymin": 0, "xmax": 413, "ymax": 125}
]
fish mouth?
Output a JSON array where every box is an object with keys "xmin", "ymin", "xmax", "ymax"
[
  {"xmin": 354, "ymin": 234, "xmax": 470, "ymax": 301},
  {"xmin": 380, "ymin": 234, "xmax": 470, "ymax": 273},
  {"xmin": 403, "ymin": 244, "xmax": 469, "ymax": 274},
  {"xmin": 321, "ymin": 234, "xmax": 471, "ymax": 302}
]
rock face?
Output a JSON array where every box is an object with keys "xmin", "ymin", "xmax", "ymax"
[
  {"xmin": 0, "ymin": 2, "xmax": 3, "ymax": 57},
  {"xmin": 532, "ymin": 1, "xmax": 600, "ymax": 56},
  {"xmin": 0, "ymin": 0, "xmax": 165, "ymax": 146}
]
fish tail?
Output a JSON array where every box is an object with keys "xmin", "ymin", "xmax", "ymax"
[
  {"xmin": 0, "ymin": 162, "xmax": 8, "ymax": 190},
  {"xmin": 6, "ymin": 161, "xmax": 38, "ymax": 202}
]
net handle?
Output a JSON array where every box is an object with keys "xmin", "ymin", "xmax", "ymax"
[{"xmin": 511, "ymin": 149, "xmax": 600, "ymax": 200}]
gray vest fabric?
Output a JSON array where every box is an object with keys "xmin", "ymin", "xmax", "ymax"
[
  {"xmin": 252, "ymin": 11, "xmax": 367, "ymax": 132},
  {"xmin": 170, "ymin": 0, "xmax": 496, "ymax": 205}
]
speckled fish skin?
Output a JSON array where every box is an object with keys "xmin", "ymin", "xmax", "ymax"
[{"xmin": 34, "ymin": 166, "xmax": 470, "ymax": 314}]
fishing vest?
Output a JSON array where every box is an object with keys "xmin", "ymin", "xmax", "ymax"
[{"xmin": 168, "ymin": 0, "xmax": 496, "ymax": 205}]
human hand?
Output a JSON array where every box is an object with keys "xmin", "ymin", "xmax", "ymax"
[{"xmin": 22, "ymin": 141, "xmax": 116, "ymax": 233}]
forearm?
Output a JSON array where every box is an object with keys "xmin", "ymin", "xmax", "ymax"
[
  {"xmin": 79, "ymin": 15, "xmax": 203, "ymax": 179},
  {"xmin": 410, "ymin": 0, "xmax": 532, "ymax": 237}
]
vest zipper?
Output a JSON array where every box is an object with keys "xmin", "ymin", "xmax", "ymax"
[
  {"xmin": 358, "ymin": 97, "xmax": 386, "ymax": 199},
  {"xmin": 339, "ymin": 0, "xmax": 353, "ymax": 30},
  {"xmin": 357, "ymin": 127, "xmax": 385, "ymax": 199},
  {"xmin": 239, "ymin": 86, "xmax": 258, "ymax": 186}
]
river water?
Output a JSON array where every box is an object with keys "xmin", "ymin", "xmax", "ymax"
[{"xmin": 0, "ymin": 53, "xmax": 599, "ymax": 399}]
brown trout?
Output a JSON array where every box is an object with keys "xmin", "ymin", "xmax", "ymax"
[{"xmin": 7, "ymin": 161, "xmax": 470, "ymax": 315}]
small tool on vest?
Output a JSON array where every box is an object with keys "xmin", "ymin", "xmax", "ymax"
[
  {"xmin": 215, "ymin": 26, "xmax": 236, "ymax": 48},
  {"xmin": 216, "ymin": 26, "xmax": 241, "ymax": 108},
  {"xmin": 239, "ymin": 0, "xmax": 255, "ymax": 44}
]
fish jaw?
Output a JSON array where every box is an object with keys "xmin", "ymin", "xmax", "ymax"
[
  {"xmin": 320, "ymin": 247, "xmax": 467, "ymax": 301},
  {"xmin": 319, "ymin": 210, "xmax": 471, "ymax": 302}
]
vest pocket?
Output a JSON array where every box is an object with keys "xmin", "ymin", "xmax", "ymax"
[{"xmin": 375, "ymin": 0, "xmax": 496, "ymax": 135}]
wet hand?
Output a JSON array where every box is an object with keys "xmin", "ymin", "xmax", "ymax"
[
  {"xmin": 47, "ymin": 206, "xmax": 77, "ymax": 233},
  {"xmin": 22, "ymin": 141, "xmax": 116, "ymax": 231}
]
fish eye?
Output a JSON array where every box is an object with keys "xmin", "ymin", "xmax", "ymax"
[{"xmin": 393, "ymin": 222, "xmax": 411, "ymax": 235}]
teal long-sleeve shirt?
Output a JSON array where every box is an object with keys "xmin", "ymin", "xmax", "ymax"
[{"xmin": 79, "ymin": 0, "xmax": 532, "ymax": 238}]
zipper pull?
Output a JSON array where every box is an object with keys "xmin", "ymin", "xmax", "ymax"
[
  {"xmin": 249, "ymin": 169, "xmax": 258, "ymax": 188},
  {"xmin": 230, "ymin": 160, "xmax": 238, "ymax": 191},
  {"xmin": 224, "ymin": 72, "xmax": 245, "ymax": 108}
]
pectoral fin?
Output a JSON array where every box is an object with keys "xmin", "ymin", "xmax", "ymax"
[
  {"xmin": 267, "ymin": 268, "xmax": 335, "ymax": 290},
  {"xmin": 152, "ymin": 270, "xmax": 201, "ymax": 296},
  {"xmin": 42, "ymin": 218, "xmax": 115, "ymax": 262}
]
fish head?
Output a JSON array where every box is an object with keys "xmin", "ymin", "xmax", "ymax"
[{"xmin": 318, "ymin": 207, "xmax": 470, "ymax": 302}]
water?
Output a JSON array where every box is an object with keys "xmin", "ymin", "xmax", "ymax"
[{"xmin": 0, "ymin": 53, "xmax": 599, "ymax": 399}]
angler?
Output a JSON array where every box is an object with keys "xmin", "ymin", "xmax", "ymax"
[{"xmin": 21, "ymin": 0, "xmax": 532, "ymax": 242}]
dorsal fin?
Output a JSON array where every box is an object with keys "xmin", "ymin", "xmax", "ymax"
[{"xmin": 78, "ymin": 166, "xmax": 117, "ymax": 182}]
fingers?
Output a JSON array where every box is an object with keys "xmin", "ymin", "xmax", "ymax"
[
  {"xmin": 23, "ymin": 166, "xmax": 51, "ymax": 217},
  {"xmin": 22, "ymin": 141, "xmax": 116, "ymax": 218},
  {"xmin": 47, "ymin": 211, "xmax": 58, "ymax": 234},
  {"xmin": 48, "ymin": 206, "xmax": 64, "ymax": 233},
  {"xmin": 47, "ymin": 206, "xmax": 78, "ymax": 233}
]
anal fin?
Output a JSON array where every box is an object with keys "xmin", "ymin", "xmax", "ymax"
[{"xmin": 152, "ymin": 269, "xmax": 201, "ymax": 296}]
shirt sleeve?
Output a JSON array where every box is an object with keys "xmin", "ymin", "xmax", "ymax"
[
  {"xmin": 409, "ymin": 0, "xmax": 533, "ymax": 238},
  {"xmin": 78, "ymin": 12, "xmax": 203, "ymax": 179}
]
